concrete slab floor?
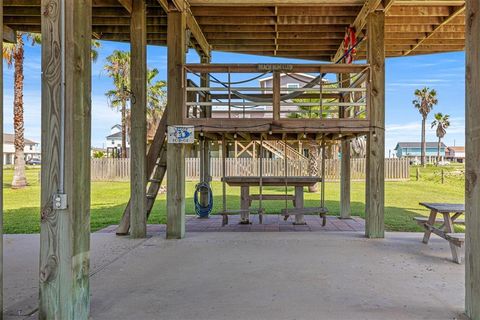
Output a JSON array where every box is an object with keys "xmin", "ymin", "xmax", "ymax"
[{"xmin": 4, "ymin": 232, "xmax": 467, "ymax": 320}]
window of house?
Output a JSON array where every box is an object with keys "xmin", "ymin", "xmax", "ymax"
[
  {"xmin": 29, "ymin": 145, "xmax": 32, "ymax": 150},
  {"xmin": 286, "ymin": 83, "xmax": 300, "ymax": 91},
  {"xmin": 112, "ymin": 140, "xmax": 115, "ymax": 145}
]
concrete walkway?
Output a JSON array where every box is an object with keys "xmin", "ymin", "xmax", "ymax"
[{"xmin": 4, "ymin": 232, "xmax": 466, "ymax": 320}]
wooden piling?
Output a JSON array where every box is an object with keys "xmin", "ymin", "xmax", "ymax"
[
  {"xmin": 130, "ymin": 0, "xmax": 147, "ymax": 238},
  {"xmin": 166, "ymin": 9, "xmax": 187, "ymax": 239},
  {"xmin": 465, "ymin": 0, "xmax": 480, "ymax": 317},
  {"xmin": 365, "ymin": 11, "xmax": 385, "ymax": 239},
  {"xmin": 39, "ymin": 0, "xmax": 92, "ymax": 317}
]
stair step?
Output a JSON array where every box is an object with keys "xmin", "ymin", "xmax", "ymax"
[
  {"xmin": 149, "ymin": 179, "xmax": 162, "ymax": 183},
  {"xmin": 146, "ymin": 194, "xmax": 156, "ymax": 199}
]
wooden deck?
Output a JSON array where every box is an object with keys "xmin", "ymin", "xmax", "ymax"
[{"xmin": 98, "ymin": 215, "xmax": 366, "ymax": 233}]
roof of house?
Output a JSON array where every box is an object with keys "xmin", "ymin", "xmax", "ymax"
[
  {"xmin": 106, "ymin": 132, "xmax": 122, "ymax": 140},
  {"xmin": 3, "ymin": 133, "xmax": 37, "ymax": 145},
  {"xmin": 447, "ymin": 146, "xmax": 465, "ymax": 152},
  {"xmin": 259, "ymin": 73, "xmax": 317, "ymax": 83},
  {"xmin": 395, "ymin": 142, "xmax": 447, "ymax": 150}
]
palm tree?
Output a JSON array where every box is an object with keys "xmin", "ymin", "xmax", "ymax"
[
  {"xmin": 3, "ymin": 34, "xmax": 100, "ymax": 189},
  {"xmin": 412, "ymin": 87, "xmax": 438, "ymax": 166},
  {"xmin": 146, "ymin": 68, "xmax": 167, "ymax": 140},
  {"xmin": 104, "ymin": 50, "xmax": 130, "ymax": 158},
  {"xmin": 3, "ymin": 33, "xmax": 41, "ymax": 188},
  {"xmin": 431, "ymin": 113, "xmax": 450, "ymax": 165}
]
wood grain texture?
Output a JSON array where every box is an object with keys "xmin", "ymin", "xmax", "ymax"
[
  {"xmin": 466, "ymin": 0, "xmax": 480, "ymax": 316},
  {"xmin": 340, "ymin": 73, "xmax": 351, "ymax": 219},
  {"xmin": 39, "ymin": 0, "xmax": 92, "ymax": 318},
  {"xmin": 272, "ymin": 71, "xmax": 281, "ymax": 121},
  {"xmin": 166, "ymin": 9, "xmax": 186, "ymax": 239},
  {"xmin": 130, "ymin": 0, "xmax": 147, "ymax": 239},
  {"xmin": 365, "ymin": 11, "xmax": 385, "ymax": 238},
  {"xmin": 0, "ymin": 2, "xmax": 3, "ymax": 318}
]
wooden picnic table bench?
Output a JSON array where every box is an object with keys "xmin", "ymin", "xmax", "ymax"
[
  {"xmin": 222, "ymin": 176, "xmax": 322, "ymax": 225},
  {"xmin": 415, "ymin": 202, "xmax": 465, "ymax": 264}
]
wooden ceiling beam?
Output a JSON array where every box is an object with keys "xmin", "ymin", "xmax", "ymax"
[
  {"xmin": 276, "ymin": 6, "xmax": 361, "ymax": 16},
  {"xmin": 386, "ymin": 24, "xmax": 465, "ymax": 32},
  {"xmin": 185, "ymin": 4, "xmax": 211, "ymax": 57},
  {"xmin": 192, "ymin": 6, "xmax": 275, "ymax": 16},
  {"xmin": 387, "ymin": 5, "xmax": 458, "ymax": 16},
  {"xmin": 386, "ymin": 15, "xmax": 464, "ymax": 25},
  {"xmin": 277, "ymin": 16, "xmax": 354, "ymax": 25},
  {"xmin": 3, "ymin": 25, "xmax": 16, "ymax": 43},
  {"xmin": 197, "ymin": 16, "xmax": 275, "ymax": 25},
  {"xmin": 117, "ymin": 0, "xmax": 132, "ymax": 13},
  {"xmin": 202, "ymin": 25, "xmax": 275, "ymax": 32},
  {"xmin": 189, "ymin": 0, "xmax": 365, "ymax": 5},
  {"xmin": 332, "ymin": 0, "xmax": 383, "ymax": 62},
  {"xmin": 403, "ymin": 4, "xmax": 465, "ymax": 55}
]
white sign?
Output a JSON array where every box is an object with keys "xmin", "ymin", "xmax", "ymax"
[{"xmin": 168, "ymin": 125, "xmax": 195, "ymax": 144}]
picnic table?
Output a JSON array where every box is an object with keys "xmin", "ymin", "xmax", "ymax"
[
  {"xmin": 415, "ymin": 202, "xmax": 465, "ymax": 263},
  {"xmin": 222, "ymin": 176, "xmax": 322, "ymax": 225}
]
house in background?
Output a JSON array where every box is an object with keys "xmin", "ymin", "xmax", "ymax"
[
  {"xmin": 105, "ymin": 124, "xmax": 130, "ymax": 158},
  {"xmin": 394, "ymin": 142, "xmax": 447, "ymax": 163},
  {"xmin": 446, "ymin": 146, "xmax": 465, "ymax": 163},
  {"xmin": 212, "ymin": 73, "xmax": 326, "ymax": 119},
  {"xmin": 3, "ymin": 133, "xmax": 41, "ymax": 165}
]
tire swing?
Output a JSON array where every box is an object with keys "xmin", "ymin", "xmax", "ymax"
[{"xmin": 282, "ymin": 137, "xmax": 328, "ymax": 226}]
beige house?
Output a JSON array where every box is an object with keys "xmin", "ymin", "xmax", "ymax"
[{"xmin": 3, "ymin": 133, "xmax": 41, "ymax": 165}]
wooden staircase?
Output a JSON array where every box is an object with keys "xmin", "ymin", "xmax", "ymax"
[
  {"xmin": 116, "ymin": 112, "xmax": 168, "ymax": 235},
  {"xmin": 259, "ymin": 140, "xmax": 307, "ymax": 162}
]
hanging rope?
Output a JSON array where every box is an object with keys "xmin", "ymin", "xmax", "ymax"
[{"xmin": 194, "ymin": 182, "xmax": 213, "ymax": 218}]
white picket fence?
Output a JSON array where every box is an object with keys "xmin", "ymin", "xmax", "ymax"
[{"xmin": 91, "ymin": 158, "xmax": 410, "ymax": 182}]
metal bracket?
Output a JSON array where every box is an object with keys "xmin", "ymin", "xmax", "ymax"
[{"xmin": 53, "ymin": 194, "xmax": 68, "ymax": 210}]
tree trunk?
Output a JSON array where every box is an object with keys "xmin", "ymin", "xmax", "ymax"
[
  {"xmin": 121, "ymin": 100, "xmax": 127, "ymax": 158},
  {"xmin": 11, "ymin": 34, "xmax": 27, "ymax": 189},
  {"xmin": 421, "ymin": 116, "xmax": 426, "ymax": 166},
  {"xmin": 437, "ymin": 137, "xmax": 441, "ymax": 165},
  {"xmin": 307, "ymin": 142, "xmax": 319, "ymax": 192}
]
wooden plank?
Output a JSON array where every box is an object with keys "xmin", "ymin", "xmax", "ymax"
[
  {"xmin": 166, "ymin": 9, "xmax": 186, "ymax": 239},
  {"xmin": 185, "ymin": 63, "xmax": 370, "ymax": 74},
  {"xmin": 3, "ymin": 24, "xmax": 15, "ymax": 43},
  {"xmin": 332, "ymin": 0, "xmax": 383, "ymax": 62},
  {"xmin": 419, "ymin": 202, "xmax": 465, "ymax": 213},
  {"xmin": 340, "ymin": 73, "xmax": 351, "ymax": 219},
  {"xmin": 185, "ymin": 5, "xmax": 211, "ymax": 57},
  {"xmin": 466, "ymin": 0, "xmax": 480, "ymax": 316},
  {"xmin": 39, "ymin": 0, "xmax": 92, "ymax": 317},
  {"xmin": 129, "ymin": 0, "xmax": 147, "ymax": 238},
  {"xmin": 117, "ymin": 0, "xmax": 132, "ymax": 13},
  {"xmin": 403, "ymin": 4, "xmax": 465, "ymax": 56},
  {"xmin": 272, "ymin": 71, "xmax": 280, "ymax": 120},
  {"xmin": 414, "ymin": 216, "xmax": 465, "ymax": 225},
  {"xmin": 365, "ymin": 11, "xmax": 385, "ymax": 238},
  {"xmin": 0, "ymin": 2, "xmax": 3, "ymax": 318}
]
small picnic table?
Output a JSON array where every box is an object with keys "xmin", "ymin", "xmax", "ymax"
[
  {"xmin": 222, "ymin": 176, "xmax": 322, "ymax": 225},
  {"xmin": 415, "ymin": 202, "xmax": 465, "ymax": 263}
]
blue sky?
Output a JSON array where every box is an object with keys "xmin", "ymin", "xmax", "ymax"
[{"xmin": 3, "ymin": 39, "xmax": 465, "ymax": 154}]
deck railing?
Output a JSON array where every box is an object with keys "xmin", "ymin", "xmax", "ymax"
[
  {"xmin": 184, "ymin": 64, "xmax": 370, "ymax": 123},
  {"xmin": 91, "ymin": 158, "xmax": 410, "ymax": 182}
]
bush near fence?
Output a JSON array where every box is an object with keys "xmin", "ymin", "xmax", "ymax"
[{"xmin": 91, "ymin": 158, "xmax": 409, "ymax": 182}]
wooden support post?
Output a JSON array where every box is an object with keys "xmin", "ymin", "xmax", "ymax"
[
  {"xmin": 199, "ymin": 54, "xmax": 211, "ymax": 209},
  {"xmin": 39, "ymin": 0, "xmax": 92, "ymax": 317},
  {"xmin": 340, "ymin": 139, "xmax": 351, "ymax": 219},
  {"xmin": 365, "ymin": 11, "xmax": 385, "ymax": 238},
  {"xmin": 340, "ymin": 73, "xmax": 351, "ymax": 219},
  {"xmin": 0, "ymin": 3, "xmax": 3, "ymax": 318},
  {"xmin": 166, "ymin": 9, "xmax": 186, "ymax": 239},
  {"xmin": 130, "ymin": 0, "xmax": 147, "ymax": 238},
  {"xmin": 272, "ymin": 71, "xmax": 281, "ymax": 120},
  {"xmin": 465, "ymin": 0, "xmax": 480, "ymax": 316}
]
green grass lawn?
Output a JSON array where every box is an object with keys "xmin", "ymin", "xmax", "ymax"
[{"xmin": 3, "ymin": 164, "xmax": 465, "ymax": 234}]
